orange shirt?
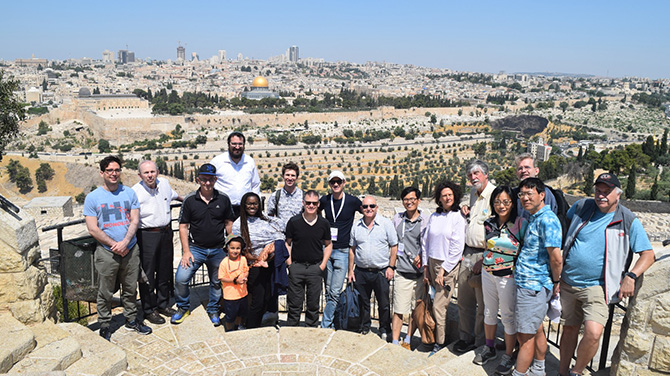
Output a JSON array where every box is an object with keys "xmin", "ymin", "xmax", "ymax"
[{"xmin": 218, "ymin": 256, "xmax": 249, "ymax": 300}]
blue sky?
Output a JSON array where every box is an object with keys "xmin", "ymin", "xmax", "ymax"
[{"xmin": 2, "ymin": 0, "xmax": 668, "ymax": 78}]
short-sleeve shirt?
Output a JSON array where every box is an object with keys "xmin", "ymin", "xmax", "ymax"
[
  {"xmin": 132, "ymin": 178, "xmax": 179, "ymax": 228},
  {"xmin": 180, "ymin": 189, "xmax": 235, "ymax": 249},
  {"xmin": 285, "ymin": 214, "xmax": 331, "ymax": 264},
  {"xmin": 350, "ymin": 215, "xmax": 398, "ymax": 269},
  {"xmin": 483, "ymin": 216, "xmax": 526, "ymax": 276},
  {"xmin": 266, "ymin": 187, "xmax": 304, "ymax": 225},
  {"xmin": 515, "ymin": 187, "xmax": 558, "ymax": 219},
  {"xmin": 514, "ymin": 205, "xmax": 562, "ymax": 291},
  {"xmin": 84, "ymin": 185, "xmax": 140, "ymax": 252},
  {"xmin": 219, "ymin": 255, "xmax": 249, "ymax": 300},
  {"xmin": 393, "ymin": 211, "xmax": 428, "ymax": 275},
  {"xmin": 231, "ymin": 216, "xmax": 286, "ymax": 256},
  {"xmin": 562, "ymin": 206, "xmax": 652, "ymax": 288},
  {"xmin": 319, "ymin": 193, "xmax": 362, "ymax": 249}
]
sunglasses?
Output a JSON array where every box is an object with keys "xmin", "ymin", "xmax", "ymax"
[
  {"xmin": 329, "ymin": 179, "xmax": 343, "ymax": 185},
  {"xmin": 362, "ymin": 204, "xmax": 377, "ymax": 209},
  {"xmin": 304, "ymin": 201, "xmax": 319, "ymax": 206}
]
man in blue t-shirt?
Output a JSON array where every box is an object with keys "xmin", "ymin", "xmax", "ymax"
[
  {"xmin": 558, "ymin": 173, "xmax": 655, "ymax": 376},
  {"xmin": 318, "ymin": 170, "xmax": 362, "ymax": 329},
  {"xmin": 513, "ymin": 178, "xmax": 563, "ymax": 376},
  {"xmin": 84, "ymin": 156, "xmax": 151, "ymax": 340}
]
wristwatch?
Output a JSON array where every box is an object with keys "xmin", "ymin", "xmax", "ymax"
[
  {"xmin": 626, "ymin": 271, "xmax": 638, "ymax": 281},
  {"xmin": 388, "ymin": 265, "xmax": 396, "ymax": 271}
]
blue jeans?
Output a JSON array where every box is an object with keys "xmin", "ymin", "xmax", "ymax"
[
  {"xmin": 321, "ymin": 247, "xmax": 349, "ymax": 328},
  {"xmin": 174, "ymin": 245, "xmax": 225, "ymax": 315}
]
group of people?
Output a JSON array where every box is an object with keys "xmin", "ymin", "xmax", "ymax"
[{"xmin": 84, "ymin": 131, "xmax": 655, "ymax": 376}]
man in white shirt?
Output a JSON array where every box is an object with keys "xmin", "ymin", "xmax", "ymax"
[
  {"xmin": 132, "ymin": 160, "xmax": 183, "ymax": 324},
  {"xmin": 210, "ymin": 131, "xmax": 261, "ymax": 218}
]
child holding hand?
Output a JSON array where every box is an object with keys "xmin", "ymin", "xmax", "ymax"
[{"xmin": 218, "ymin": 234, "xmax": 250, "ymax": 331}]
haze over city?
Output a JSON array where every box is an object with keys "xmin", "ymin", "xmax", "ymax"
[{"xmin": 2, "ymin": 0, "xmax": 669, "ymax": 78}]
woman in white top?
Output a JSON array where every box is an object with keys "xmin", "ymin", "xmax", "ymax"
[{"xmin": 421, "ymin": 180, "xmax": 467, "ymax": 356}]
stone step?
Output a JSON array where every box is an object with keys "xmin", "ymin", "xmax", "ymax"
[
  {"xmin": 0, "ymin": 313, "xmax": 36, "ymax": 373},
  {"xmin": 59, "ymin": 322, "xmax": 127, "ymax": 376},
  {"xmin": 9, "ymin": 336, "xmax": 81, "ymax": 373}
]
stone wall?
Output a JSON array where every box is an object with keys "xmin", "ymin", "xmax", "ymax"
[
  {"xmin": 611, "ymin": 248, "xmax": 670, "ymax": 375},
  {"xmin": 0, "ymin": 208, "xmax": 55, "ymax": 324}
]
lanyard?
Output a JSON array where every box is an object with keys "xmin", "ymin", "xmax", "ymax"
[
  {"xmin": 400, "ymin": 214, "xmax": 419, "ymax": 241},
  {"xmin": 330, "ymin": 194, "xmax": 345, "ymax": 223}
]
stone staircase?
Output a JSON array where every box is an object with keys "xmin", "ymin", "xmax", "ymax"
[{"xmin": 0, "ymin": 313, "xmax": 126, "ymax": 375}]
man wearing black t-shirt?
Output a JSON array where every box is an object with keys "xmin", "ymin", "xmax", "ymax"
[
  {"xmin": 318, "ymin": 170, "xmax": 362, "ymax": 329},
  {"xmin": 172, "ymin": 163, "xmax": 235, "ymax": 326},
  {"xmin": 285, "ymin": 190, "xmax": 332, "ymax": 327}
]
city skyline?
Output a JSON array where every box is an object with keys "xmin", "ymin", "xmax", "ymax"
[{"xmin": 1, "ymin": 0, "xmax": 669, "ymax": 79}]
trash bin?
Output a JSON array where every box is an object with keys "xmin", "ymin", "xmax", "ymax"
[{"xmin": 61, "ymin": 236, "xmax": 98, "ymax": 302}]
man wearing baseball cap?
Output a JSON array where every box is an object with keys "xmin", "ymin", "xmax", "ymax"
[
  {"xmin": 557, "ymin": 173, "xmax": 655, "ymax": 376},
  {"xmin": 172, "ymin": 163, "xmax": 236, "ymax": 326},
  {"xmin": 318, "ymin": 170, "xmax": 362, "ymax": 328}
]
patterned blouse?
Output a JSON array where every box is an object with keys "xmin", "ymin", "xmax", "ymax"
[
  {"xmin": 232, "ymin": 216, "xmax": 286, "ymax": 257},
  {"xmin": 483, "ymin": 216, "xmax": 526, "ymax": 277}
]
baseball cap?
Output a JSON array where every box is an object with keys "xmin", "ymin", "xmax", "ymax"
[
  {"xmin": 198, "ymin": 163, "xmax": 217, "ymax": 176},
  {"xmin": 224, "ymin": 233, "xmax": 246, "ymax": 250},
  {"xmin": 328, "ymin": 170, "xmax": 345, "ymax": 182},
  {"xmin": 594, "ymin": 173, "xmax": 621, "ymax": 189}
]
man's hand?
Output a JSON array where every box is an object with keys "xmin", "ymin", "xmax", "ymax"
[
  {"xmin": 423, "ymin": 267, "xmax": 430, "ymax": 285},
  {"xmin": 319, "ymin": 261, "xmax": 327, "ymax": 271},
  {"xmin": 348, "ymin": 269, "xmax": 356, "ymax": 283},
  {"xmin": 180, "ymin": 250, "xmax": 194, "ymax": 268},
  {"xmin": 385, "ymin": 267, "xmax": 394, "ymax": 281},
  {"xmin": 435, "ymin": 271, "xmax": 444, "ymax": 287},
  {"xmin": 110, "ymin": 239, "xmax": 130, "ymax": 256},
  {"xmin": 413, "ymin": 255, "xmax": 421, "ymax": 268},
  {"xmin": 460, "ymin": 205, "xmax": 470, "ymax": 217},
  {"xmin": 619, "ymin": 275, "xmax": 636, "ymax": 299}
]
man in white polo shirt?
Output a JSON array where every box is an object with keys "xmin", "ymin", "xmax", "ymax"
[{"xmin": 132, "ymin": 160, "xmax": 183, "ymax": 324}]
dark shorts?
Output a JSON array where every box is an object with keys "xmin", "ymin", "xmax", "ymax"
[{"xmin": 223, "ymin": 296, "xmax": 248, "ymax": 323}]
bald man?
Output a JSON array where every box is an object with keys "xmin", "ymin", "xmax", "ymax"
[{"xmin": 348, "ymin": 196, "xmax": 398, "ymax": 339}]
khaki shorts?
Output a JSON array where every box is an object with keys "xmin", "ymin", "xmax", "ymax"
[
  {"xmin": 560, "ymin": 281, "xmax": 608, "ymax": 327},
  {"xmin": 392, "ymin": 272, "xmax": 425, "ymax": 315}
]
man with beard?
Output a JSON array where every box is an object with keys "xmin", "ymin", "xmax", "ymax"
[{"xmin": 210, "ymin": 131, "xmax": 260, "ymax": 219}]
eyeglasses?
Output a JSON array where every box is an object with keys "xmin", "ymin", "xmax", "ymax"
[
  {"xmin": 229, "ymin": 142, "xmax": 244, "ymax": 147},
  {"xmin": 362, "ymin": 204, "xmax": 377, "ymax": 209},
  {"xmin": 104, "ymin": 169, "xmax": 121, "ymax": 174},
  {"xmin": 402, "ymin": 197, "xmax": 418, "ymax": 203},
  {"xmin": 198, "ymin": 176, "xmax": 216, "ymax": 183},
  {"xmin": 494, "ymin": 200, "xmax": 513, "ymax": 206},
  {"xmin": 518, "ymin": 191, "xmax": 536, "ymax": 198},
  {"xmin": 329, "ymin": 179, "xmax": 343, "ymax": 185},
  {"xmin": 304, "ymin": 201, "xmax": 319, "ymax": 206}
]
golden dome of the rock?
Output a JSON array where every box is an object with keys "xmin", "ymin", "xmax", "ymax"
[{"xmin": 251, "ymin": 76, "xmax": 269, "ymax": 88}]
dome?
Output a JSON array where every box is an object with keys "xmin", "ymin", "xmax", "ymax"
[
  {"xmin": 78, "ymin": 87, "xmax": 91, "ymax": 97},
  {"xmin": 251, "ymin": 76, "xmax": 269, "ymax": 88}
]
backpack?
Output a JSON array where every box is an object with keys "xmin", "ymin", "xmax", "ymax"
[
  {"xmin": 548, "ymin": 186, "xmax": 570, "ymax": 248},
  {"xmin": 334, "ymin": 283, "xmax": 362, "ymax": 331}
]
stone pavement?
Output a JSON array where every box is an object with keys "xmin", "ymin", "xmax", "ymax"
[{"xmin": 102, "ymin": 286, "xmax": 563, "ymax": 376}]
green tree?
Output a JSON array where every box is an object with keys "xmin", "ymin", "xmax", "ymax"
[
  {"xmin": 98, "ymin": 139, "xmax": 111, "ymax": 153},
  {"xmin": 559, "ymin": 101, "xmax": 569, "ymax": 112},
  {"xmin": 35, "ymin": 163, "xmax": 55, "ymax": 181},
  {"xmin": 626, "ymin": 165, "xmax": 637, "ymax": 199},
  {"xmin": 0, "ymin": 71, "xmax": 26, "ymax": 160},
  {"xmin": 660, "ymin": 128, "xmax": 668, "ymax": 157},
  {"xmin": 583, "ymin": 164, "xmax": 594, "ymax": 195},
  {"xmin": 651, "ymin": 173, "xmax": 659, "ymax": 200}
]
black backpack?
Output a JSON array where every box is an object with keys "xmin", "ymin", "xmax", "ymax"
[
  {"xmin": 548, "ymin": 186, "xmax": 570, "ymax": 248},
  {"xmin": 334, "ymin": 283, "xmax": 362, "ymax": 331}
]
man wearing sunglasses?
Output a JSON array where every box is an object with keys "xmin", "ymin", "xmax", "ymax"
[
  {"xmin": 348, "ymin": 196, "xmax": 398, "ymax": 339},
  {"xmin": 318, "ymin": 170, "xmax": 363, "ymax": 329},
  {"xmin": 285, "ymin": 190, "xmax": 332, "ymax": 327}
]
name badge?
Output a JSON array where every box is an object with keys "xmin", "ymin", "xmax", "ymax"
[
  {"xmin": 397, "ymin": 242, "xmax": 405, "ymax": 256},
  {"xmin": 330, "ymin": 227, "xmax": 338, "ymax": 241}
]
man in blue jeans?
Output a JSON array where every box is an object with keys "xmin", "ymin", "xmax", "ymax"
[
  {"xmin": 318, "ymin": 170, "xmax": 362, "ymax": 328},
  {"xmin": 172, "ymin": 163, "xmax": 235, "ymax": 326}
]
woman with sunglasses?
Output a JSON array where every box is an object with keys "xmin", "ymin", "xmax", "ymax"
[
  {"xmin": 421, "ymin": 180, "xmax": 466, "ymax": 356},
  {"xmin": 232, "ymin": 192, "xmax": 287, "ymax": 328},
  {"xmin": 474, "ymin": 186, "xmax": 527, "ymax": 375}
]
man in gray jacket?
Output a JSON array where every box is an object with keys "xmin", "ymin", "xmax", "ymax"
[{"xmin": 558, "ymin": 173, "xmax": 655, "ymax": 376}]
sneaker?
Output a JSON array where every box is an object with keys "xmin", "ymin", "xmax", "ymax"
[
  {"xmin": 473, "ymin": 346, "xmax": 497, "ymax": 365},
  {"xmin": 157, "ymin": 307, "xmax": 178, "ymax": 317},
  {"xmin": 170, "ymin": 308, "xmax": 190, "ymax": 324},
  {"xmin": 453, "ymin": 339, "xmax": 476, "ymax": 354},
  {"xmin": 380, "ymin": 332, "xmax": 388, "ymax": 341},
  {"xmin": 495, "ymin": 354, "xmax": 515, "ymax": 375},
  {"xmin": 99, "ymin": 326, "xmax": 111, "ymax": 341},
  {"xmin": 529, "ymin": 368, "xmax": 546, "ymax": 376},
  {"xmin": 237, "ymin": 324, "xmax": 246, "ymax": 331},
  {"xmin": 360, "ymin": 328, "xmax": 370, "ymax": 335},
  {"xmin": 145, "ymin": 311, "xmax": 166, "ymax": 325},
  {"xmin": 209, "ymin": 313, "xmax": 221, "ymax": 327},
  {"xmin": 125, "ymin": 320, "xmax": 152, "ymax": 335},
  {"xmin": 428, "ymin": 343, "xmax": 444, "ymax": 357}
]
